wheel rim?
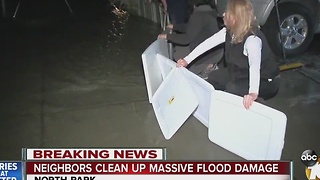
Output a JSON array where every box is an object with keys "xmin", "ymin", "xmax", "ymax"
[{"xmin": 279, "ymin": 14, "xmax": 308, "ymax": 50}]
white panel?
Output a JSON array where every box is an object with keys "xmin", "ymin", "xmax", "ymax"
[
  {"xmin": 180, "ymin": 68, "xmax": 215, "ymax": 127},
  {"xmin": 156, "ymin": 54, "xmax": 176, "ymax": 79},
  {"xmin": 152, "ymin": 68, "xmax": 198, "ymax": 139},
  {"xmin": 208, "ymin": 91, "xmax": 287, "ymax": 160},
  {"xmin": 155, "ymin": 54, "xmax": 215, "ymax": 127},
  {"xmin": 141, "ymin": 39, "xmax": 169, "ymax": 103}
]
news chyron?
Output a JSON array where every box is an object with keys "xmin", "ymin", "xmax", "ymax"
[
  {"xmin": 2, "ymin": 148, "xmax": 293, "ymax": 180},
  {"xmin": 0, "ymin": 148, "xmax": 165, "ymax": 180}
]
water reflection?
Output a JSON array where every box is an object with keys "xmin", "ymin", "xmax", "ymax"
[
  {"xmin": 0, "ymin": 4, "xmax": 160, "ymax": 115},
  {"xmin": 107, "ymin": 4, "xmax": 130, "ymax": 51}
]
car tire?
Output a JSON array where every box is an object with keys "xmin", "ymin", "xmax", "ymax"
[{"xmin": 263, "ymin": 3, "xmax": 315, "ymax": 57}]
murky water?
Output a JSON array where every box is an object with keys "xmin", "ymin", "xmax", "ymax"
[
  {"xmin": 1, "ymin": 4, "xmax": 320, "ymax": 180},
  {"xmin": 0, "ymin": 5, "xmax": 160, "ymax": 115}
]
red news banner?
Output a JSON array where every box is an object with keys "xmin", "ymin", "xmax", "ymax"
[{"xmin": 24, "ymin": 148, "xmax": 292, "ymax": 180}]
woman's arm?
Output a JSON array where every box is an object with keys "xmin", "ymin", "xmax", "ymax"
[
  {"xmin": 183, "ymin": 27, "xmax": 226, "ymax": 64},
  {"xmin": 172, "ymin": 23, "xmax": 188, "ymax": 33},
  {"xmin": 243, "ymin": 35, "xmax": 262, "ymax": 109},
  {"xmin": 244, "ymin": 35, "xmax": 262, "ymax": 95}
]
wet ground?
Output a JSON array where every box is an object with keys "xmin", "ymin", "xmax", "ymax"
[{"xmin": 0, "ymin": 3, "xmax": 320, "ymax": 180}]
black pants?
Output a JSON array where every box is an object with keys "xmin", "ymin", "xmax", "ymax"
[
  {"xmin": 167, "ymin": 0, "xmax": 187, "ymax": 24},
  {"xmin": 207, "ymin": 66, "xmax": 280, "ymax": 100}
]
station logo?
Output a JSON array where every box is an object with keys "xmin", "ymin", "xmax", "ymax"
[{"xmin": 301, "ymin": 150, "xmax": 320, "ymax": 180}]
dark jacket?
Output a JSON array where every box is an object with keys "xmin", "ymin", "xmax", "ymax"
[
  {"xmin": 224, "ymin": 29, "xmax": 280, "ymax": 80},
  {"xmin": 167, "ymin": 5, "xmax": 219, "ymax": 51}
]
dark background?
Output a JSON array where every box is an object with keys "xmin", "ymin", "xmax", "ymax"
[{"xmin": 0, "ymin": 0, "xmax": 112, "ymax": 20}]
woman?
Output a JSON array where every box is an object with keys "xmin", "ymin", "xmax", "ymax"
[
  {"xmin": 158, "ymin": 0, "xmax": 222, "ymax": 78},
  {"xmin": 177, "ymin": 0, "xmax": 280, "ymax": 109}
]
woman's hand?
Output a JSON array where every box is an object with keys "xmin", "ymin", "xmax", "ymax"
[
  {"xmin": 158, "ymin": 34, "xmax": 167, "ymax": 39},
  {"xmin": 166, "ymin": 24, "xmax": 173, "ymax": 29},
  {"xmin": 176, "ymin": 59, "xmax": 188, "ymax": 67},
  {"xmin": 243, "ymin": 93, "xmax": 258, "ymax": 109}
]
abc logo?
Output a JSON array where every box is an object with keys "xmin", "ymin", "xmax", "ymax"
[
  {"xmin": 301, "ymin": 150, "xmax": 320, "ymax": 180},
  {"xmin": 301, "ymin": 150, "xmax": 318, "ymax": 167}
]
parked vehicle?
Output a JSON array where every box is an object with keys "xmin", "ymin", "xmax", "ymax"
[{"xmin": 215, "ymin": 0, "xmax": 320, "ymax": 57}]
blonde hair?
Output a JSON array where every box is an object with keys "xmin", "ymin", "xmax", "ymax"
[{"xmin": 225, "ymin": 0, "xmax": 258, "ymax": 44}]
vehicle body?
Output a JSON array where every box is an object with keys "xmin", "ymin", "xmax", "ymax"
[{"xmin": 215, "ymin": 0, "xmax": 320, "ymax": 57}]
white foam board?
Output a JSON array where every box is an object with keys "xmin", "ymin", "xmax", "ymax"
[
  {"xmin": 180, "ymin": 68, "xmax": 215, "ymax": 127},
  {"xmin": 156, "ymin": 54, "xmax": 176, "ymax": 79},
  {"xmin": 152, "ymin": 68, "xmax": 199, "ymax": 140},
  {"xmin": 208, "ymin": 90, "xmax": 287, "ymax": 160},
  {"xmin": 141, "ymin": 39, "xmax": 169, "ymax": 103},
  {"xmin": 156, "ymin": 38, "xmax": 170, "ymax": 58}
]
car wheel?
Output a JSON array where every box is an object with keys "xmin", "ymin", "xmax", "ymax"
[{"xmin": 263, "ymin": 3, "xmax": 315, "ymax": 57}]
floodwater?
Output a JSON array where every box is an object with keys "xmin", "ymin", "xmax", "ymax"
[
  {"xmin": 0, "ymin": 2, "xmax": 162, "ymax": 157},
  {"xmin": 0, "ymin": 6, "xmax": 160, "ymax": 114},
  {"xmin": 0, "ymin": 2, "xmax": 320, "ymax": 180}
]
